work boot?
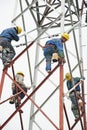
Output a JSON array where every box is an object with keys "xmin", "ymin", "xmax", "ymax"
[{"xmin": 47, "ymin": 70, "xmax": 51, "ymax": 73}]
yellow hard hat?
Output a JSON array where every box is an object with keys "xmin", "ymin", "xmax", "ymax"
[
  {"xmin": 61, "ymin": 33, "xmax": 69, "ymax": 40},
  {"xmin": 16, "ymin": 26, "xmax": 22, "ymax": 34},
  {"xmin": 65, "ymin": 73, "xmax": 71, "ymax": 80},
  {"xmin": 16, "ymin": 72, "xmax": 24, "ymax": 77}
]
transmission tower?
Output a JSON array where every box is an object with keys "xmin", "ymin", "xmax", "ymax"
[{"xmin": 0, "ymin": 0, "xmax": 87, "ymax": 130}]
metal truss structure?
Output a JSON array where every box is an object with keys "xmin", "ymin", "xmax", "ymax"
[{"xmin": 0, "ymin": 0, "xmax": 87, "ymax": 130}]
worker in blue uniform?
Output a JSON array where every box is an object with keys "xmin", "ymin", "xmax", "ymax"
[
  {"xmin": 65, "ymin": 73, "xmax": 84, "ymax": 119},
  {"xmin": 43, "ymin": 33, "xmax": 69, "ymax": 73},
  {"xmin": 0, "ymin": 26, "xmax": 22, "ymax": 66}
]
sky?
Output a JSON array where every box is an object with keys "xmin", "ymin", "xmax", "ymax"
[{"xmin": 0, "ymin": 0, "xmax": 87, "ymax": 130}]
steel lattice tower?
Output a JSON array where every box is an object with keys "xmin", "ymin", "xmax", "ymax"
[{"xmin": 0, "ymin": 0, "xmax": 87, "ymax": 130}]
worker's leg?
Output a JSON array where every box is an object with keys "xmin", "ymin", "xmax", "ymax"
[
  {"xmin": 57, "ymin": 50, "xmax": 66, "ymax": 63},
  {"xmin": 70, "ymin": 93, "xmax": 79, "ymax": 119},
  {"xmin": 2, "ymin": 43, "xmax": 15, "ymax": 65},
  {"xmin": 0, "ymin": 43, "xmax": 7, "ymax": 64},
  {"xmin": 9, "ymin": 86, "xmax": 18, "ymax": 104},
  {"xmin": 10, "ymin": 86, "xmax": 21, "ymax": 107},
  {"xmin": 69, "ymin": 93, "xmax": 77, "ymax": 104},
  {"xmin": 57, "ymin": 50, "xmax": 64, "ymax": 58},
  {"xmin": 45, "ymin": 55, "xmax": 52, "ymax": 71},
  {"xmin": 19, "ymin": 87, "xmax": 27, "ymax": 100},
  {"xmin": 15, "ymin": 86, "xmax": 27, "ymax": 108},
  {"xmin": 71, "ymin": 103, "xmax": 79, "ymax": 119},
  {"xmin": 43, "ymin": 46, "xmax": 55, "ymax": 72},
  {"xmin": 8, "ymin": 43, "xmax": 16, "ymax": 60}
]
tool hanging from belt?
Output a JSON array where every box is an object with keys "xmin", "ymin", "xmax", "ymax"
[{"xmin": 52, "ymin": 53, "xmax": 59, "ymax": 62}]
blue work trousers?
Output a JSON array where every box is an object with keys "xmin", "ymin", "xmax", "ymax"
[
  {"xmin": 69, "ymin": 92, "xmax": 78, "ymax": 104},
  {"xmin": 43, "ymin": 46, "xmax": 57, "ymax": 71}
]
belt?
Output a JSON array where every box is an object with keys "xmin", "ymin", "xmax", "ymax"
[{"xmin": 45, "ymin": 44, "xmax": 56, "ymax": 48}]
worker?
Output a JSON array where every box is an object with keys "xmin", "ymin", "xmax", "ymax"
[
  {"xmin": 9, "ymin": 72, "xmax": 30, "ymax": 108},
  {"xmin": 65, "ymin": 73, "xmax": 84, "ymax": 119},
  {"xmin": 43, "ymin": 33, "xmax": 69, "ymax": 73},
  {"xmin": 0, "ymin": 26, "xmax": 22, "ymax": 66}
]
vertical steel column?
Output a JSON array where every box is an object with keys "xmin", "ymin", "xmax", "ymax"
[
  {"xmin": 82, "ymin": 81, "xmax": 87, "ymax": 130},
  {"xmin": 78, "ymin": 1, "xmax": 87, "ymax": 129},
  {"xmin": 59, "ymin": 64, "xmax": 64, "ymax": 130},
  {"xmin": 29, "ymin": 1, "xmax": 41, "ymax": 130},
  {"xmin": 60, "ymin": 0, "xmax": 65, "ymax": 128}
]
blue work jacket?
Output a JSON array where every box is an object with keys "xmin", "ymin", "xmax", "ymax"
[
  {"xmin": 0, "ymin": 27, "xmax": 19, "ymax": 43},
  {"xmin": 66, "ymin": 77, "xmax": 81, "ymax": 92},
  {"xmin": 46, "ymin": 38, "xmax": 63, "ymax": 51}
]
